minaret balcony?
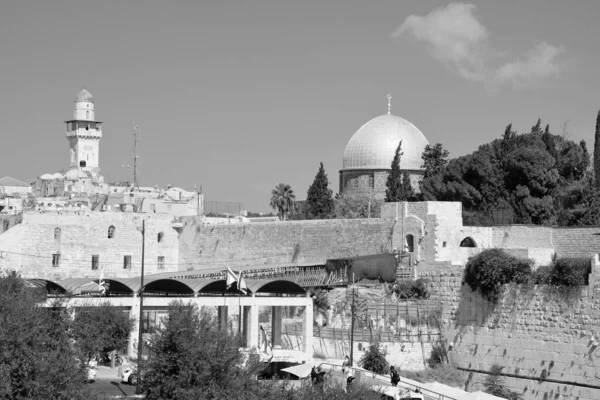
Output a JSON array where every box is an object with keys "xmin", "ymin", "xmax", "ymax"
[{"xmin": 66, "ymin": 128, "xmax": 102, "ymax": 138}]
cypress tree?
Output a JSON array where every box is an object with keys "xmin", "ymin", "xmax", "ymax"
[
  {"xmin": 305, "ymin": 162, "xmax": 334, "ymax": 219},
  {"xmin": 400, "ymin": 171, "xmax": 415, "ymax": 201},
  {"xmin": 595, "ymin": 110, "xmax": 600, "ymax": 188},
  {"xmin": 545, "ymin": 124, "xmax": 550, "ymax": 134},
  {"xmin": 531, "ymin": 118, "xmax": 542, "ymax": 134},
  {"xmin": 385, "ymin": 141, "xmax": 404, "ymax": 202}
]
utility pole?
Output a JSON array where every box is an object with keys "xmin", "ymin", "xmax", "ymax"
[
  {"xmin": 136, "ymin": 219, "xmax": 146, "ymax": 395},
  {"xmin": 349, "ymin": 272, "xmax": 355, "ymax": 366},
  {"xmin": 133, "ymin": 121, "xmax": 141, "ymax": 190}
]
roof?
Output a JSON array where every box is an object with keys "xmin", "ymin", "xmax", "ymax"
[
  {"xmin": 342, "ymin": 114, "xmax": 429, "ymax": 171},
  {"xmin": 75, "ymin": 88, "xmax": 94, "ymax": 103},
  {"xmin": 0, "ymin": 176, "xmax": 29, "ymax": 187}
]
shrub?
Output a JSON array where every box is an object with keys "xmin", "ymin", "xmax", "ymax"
[
  {"xmin": 358, "ymin": 341, "xmax": 389, "ymax": 375},
  {"xmin": 464, "ymin": 249, "xmax": 533, "ymax": 303},
  {"xmin": 393, "ymin": 279, "xmax": 430, "ymax": 299},
  {"xmin": 531, "ymin": 265, "xmax": 553, "ymax": 284},
  {"xmin": 550, "ymin": 258, "xmax": 590, "ymax": 286},
  {"xmin": 402, "ymin": 365, "xmax": 467, "ymax": 388},
  {"xmin": 427, "ymin": 338, "xmax": 448, "ymax": 368},
  {"xmin": 483, "ymin": 364, "xmax": 522, "ymax": 400}
]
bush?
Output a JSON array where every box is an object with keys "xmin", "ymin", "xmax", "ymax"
[
  {"xmin": 550, "ymin": 258, "xmax": 590, "ymax": 286},
  {"xmin": 531, "ymin": 265, "xmax": 553, "ymax": 284},
  {"xmin": 358, "ymin": 341, "xmax": 389, "ymax": 375},
  {"xmin": 427, "ymin": 339, "xmax": 448, "ymax": 368},
  {"xmin": 464, "ymin": 249, "xmax": 533, "ymax": 303},
  {"xmin": 393, "ymin": 278, "xmax": 430, "ymax": 299},
  {"xmin": 402, "ymin": 365, "xmax": 467, "ymax": 388}
]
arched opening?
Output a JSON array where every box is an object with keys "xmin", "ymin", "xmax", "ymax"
[
  {"xmin": 157, "ymin": 232, "xmax": 164, "ymax": 243},
  {"xmin": 108, "ymin": 225, "xmax": 116, "ymax": 239},
  {"xmin": 405, "ymin": 234, "xmax": 414, "ymax": 253},
  {"xmin": 460, "ymin": 237, "xmax": 477, "ymax": 248},
  {"xmin": 54, "ymin": 227, "xmax": 61, "ymax": 242},
  {"xmin": 79, "ymin": 160, "xmax": 86, "ymax": 167}
]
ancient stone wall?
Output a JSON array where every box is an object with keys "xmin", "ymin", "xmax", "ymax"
[
  {"xmin": 421, "ymin": 259, "xmax": 600, "ymax": 400},
  {"xmin": 0, "ymin": 212, "xmax": 179, "ymax": 279},
  {"xmin": 177, "ymin": 217, "xmax": 396, "ymax": 270}
]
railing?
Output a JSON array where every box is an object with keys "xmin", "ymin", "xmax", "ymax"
[{"xmin": 316, "ymin": 362, "xmax": 459, "ymax": 400}]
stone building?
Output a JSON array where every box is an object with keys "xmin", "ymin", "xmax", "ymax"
[{"xmin": 339, "ymin": 95, "xmax": 429, "ymax": 198}]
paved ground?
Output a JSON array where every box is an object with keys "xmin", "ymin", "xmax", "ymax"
[{"xmin": 89, "ymin": 364, "xmax": 138, "ymax": 398}]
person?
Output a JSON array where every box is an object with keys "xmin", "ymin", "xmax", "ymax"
[
  {"xmin": 310, "ymin": 366, "xmax": 318, "ymax": 384},
  {"xmin": 346, "ymin": 370, "xmax": 355, "ymax": 393},
  {"xmin": 390, "ymin": 365, "xmax": 400, "ymax": 387},
  {"xmin": 341, "ymin": 355, "xmax": 350, "ymax": 373}
]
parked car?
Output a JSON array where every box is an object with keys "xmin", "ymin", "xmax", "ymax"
[{"xmin": 121, "ymin": 365, "xmax": 138, "ymax": 385}]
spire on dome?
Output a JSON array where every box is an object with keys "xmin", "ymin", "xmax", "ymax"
[
  {"xmin": 387, "ymin": 94, "xmax": 392, "ymax": 115},
  {"xmin": 75, "ymin": 88, "xmax": 94, "ymax": 103}
]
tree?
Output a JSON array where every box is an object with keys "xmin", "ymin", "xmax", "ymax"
[
  {"xmin": 269, "ymin": 183, "xmax": 295, "ymax": 221},
  {"xmin": 594, "ymin": 110, "xmax": 600, "ymax": 189},
  {"xmin": 359, "ymin": 341, "xmax": 389, "ymax": 375},
  {"xmin": 71, "ymin": 301, "xmax": 134, "ymax": 362},
  {"xmin": 531, "ymin": 118, "xmax": 542, "ymax": 134},
  {"xmin": 305, "ymin": 162, "xmax": 334, "ymax": 219},
  {"xmin": 385, "ymin": 141, "xmax": 405, "ymax": 202},
  {"xmin": 483, "ymin": 365, "xmax": 523, "ymax": 400},
  {"xmin": 420, "ymin": 143, "xmax": 450, "ymax": 179},
  {"xmin": 0, "ymin": 273, "xmax": 92, "ymax": 399},
  {"xmin": 334, "ymin": 192, "xmax": 382, "ymax": 219},
  {"xmin": 400, "ymin": 171, "xmax": 415, "ymax": 201}
]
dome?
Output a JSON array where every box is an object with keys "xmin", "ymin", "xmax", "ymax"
[
  {"xmin": 75, "ymin": 88, "xmax": 94, "ymax": 103},
  {"xmin": 342, "ymin": 114, "xmax": 429, "ymax": 171},
  {"xmin": 65, "ymin": 168, "xmax": 89, "ymax": 181}
]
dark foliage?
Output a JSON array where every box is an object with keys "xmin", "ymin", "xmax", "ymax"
[
  {"xmin": 421, "ymin": 143, "xmax": 450, "ymax": 180},
  {"xmin": 595, "ymin": 110, "xmax": 600, "ymax": 189},
  {"xmin": 305, "ymin": 162, "xmax": 334, "ymax": 219},
  {"xmin": 464, "ymin": 249, "xmax": 533, "ymax": 303},
  {"xmin": 385, "ymin": 141, "xmax": 406, "ymax": 202},
  {"xmin": 421, "ymin": 118, "xmax": 593, "ymax": 225},
  {"xmin": 393, "ymin": 278, "xmax": 430, "ymax": 299},
  {"xmin": 333, "ymin": 192, "xmax": 382, "ymax": 219},
  {"xmin": 427, "ymin": 339, "xmax": 449, "ymax": 368},
  {"xmin": 0, "ymin": 273, "xmax": 93, "ymax": 400},
  {"xmin": 72, "ymin": 302, "xmax": 134, "ymax": 362},
  {"xmin": 358, "ymin": 341, "xmax": 389, "ymax": 375},
  {"xmin": 550, "ymin": 258, "xmax": 591, "ymax": 286}
]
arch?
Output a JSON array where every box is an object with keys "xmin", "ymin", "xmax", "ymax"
[
  {"xmin": 157, "ymin": 232, "xmax": 164, "ymax": 243},
  {"xmin": 460, "ymin": 237, "xmax": 477, "ymax": 248},
  {"xmin": 54, "ymin": 227, "xmax": 61, "ymax": 242},
  {"xmin": 108, "ymin": 225, "xmax": 115, "ymax": 239},
  {"xmin": 25, "ymin": 279, "xmax": 67, "ymax": 295},
  {"xmin": 245, "ymin": 279, "xmax": 305, "ymax": 295},
  {"xmin": 405, "ymin": 234, "xmax": 414, "ymax": 253}
]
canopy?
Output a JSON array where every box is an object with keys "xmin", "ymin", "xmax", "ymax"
[
  {"xmin": 326, "ymin": 254, "xmax": 397, "ymax": 282},
  {"xmin": 280, "ymin": 363, "xmax": 313, "ymax": 379}
]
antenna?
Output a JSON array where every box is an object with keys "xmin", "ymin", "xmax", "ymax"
[
  {"xmin": 387, "ymin": 94, "xmax": 392, "ymax": 115},
  {"xmin": 133, "ymin": 121, "xmax": 141, "ymax": 190}
]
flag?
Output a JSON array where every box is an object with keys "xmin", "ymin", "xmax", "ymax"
[
  {"xmin": 226, "ymin": 266, "xmax": 238, "ymax": 290},
  {"xmin": 238, "ymin": 272, "xmax": 248, "ymax": 294}
]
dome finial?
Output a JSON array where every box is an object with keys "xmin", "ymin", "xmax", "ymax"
[{"xmin": 387, "ymin": 94, "xmax": 392, "ymax": 115}]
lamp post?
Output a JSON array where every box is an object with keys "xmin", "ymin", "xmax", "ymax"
[{"xmin": 136, "ymin": 219, "xmax": 146, "ymax": 395}]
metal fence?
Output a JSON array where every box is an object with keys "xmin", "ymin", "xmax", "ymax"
[{"xmin": 203, "ymin": 200, "xmax": 243, "ymax": 216}]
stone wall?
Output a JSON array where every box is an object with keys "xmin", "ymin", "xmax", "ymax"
[
  {"xmin": 177, "ymin": 217, "xmax": 396, "ymax": 270},
  {"xmin": 422, "ymin": 259, "xmax": 600, "ymax": 400},
  {"xmin": 0, "ymin": 212, "xmax": 179, "ymax": 279}
]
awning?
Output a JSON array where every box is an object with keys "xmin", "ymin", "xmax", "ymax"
[{"xmin": 325, "ymin": 254, "xmax": 397, "ymax": 282}]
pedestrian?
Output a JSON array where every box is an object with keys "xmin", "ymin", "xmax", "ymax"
[
  {"xmin": 342, "ymin": 355, "xmax": 350, "ymax": 373},
  {"xmin": 346, "ymin": 370, "xmax": 355, "ymax": 393},
  {"xmin": 390, "ymin": 365, "xmax": 400, "ymax": 387}
]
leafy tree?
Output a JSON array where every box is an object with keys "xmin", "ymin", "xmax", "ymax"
[
  {"xmin": 595, "ymin": 110, "xmax": 600, "ymax": 189},
  {"xmin": 385, "ymin": 141, "xmax": 406, "ymax": 202},
  {"xmin": 305, "ymin": 162, "xmax": 334, "ymax": 219},
  {"xmin": 269, "ymin": 183, "xmax": 295, "ymax": 221},
  {"xmin": 359, "ymin": 341, "xmax": 389, "ymax": 375},
  {"xmin": 334, "ymin": 192, "xmax": 382, "ymax": 219},
  {"xmin": 71, "ymin": 302, "xmax": 134, "ymax": 362},
  {"xmin": 0, "ymin": 273, "xmax": 92, "ymax": 399},
  {"xmin": 420, "ymin": 143, "xmax": 450, "ymax": 179}
]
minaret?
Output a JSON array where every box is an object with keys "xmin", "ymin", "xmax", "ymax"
[{"xmin": 65, "ymin": 88, "xmax": 103, "ymax": 172}]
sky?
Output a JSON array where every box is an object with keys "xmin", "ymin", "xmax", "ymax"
[{"xmin": 1, "ymin": 1, "xmax": 600, "ymax": 212}]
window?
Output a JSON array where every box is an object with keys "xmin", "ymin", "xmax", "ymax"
[
  {"xmin": 52, "ymin": 253, "xmax": 61, "ymax": 267},
  {"xmin": 108, "ymin": 225, "xmax": 116, "ymax": 239},
  {"xmin": 92, "ymin": 255, "xmax": 99, "ymax": 270},
  {"xmin": 3, "ymin": 220, "xmax": 9, "ymax": 231},
  {"xmin": 405, "ymin": 234, "xmax": 414, "ymax": 253},
  {"xmin": 123, "ymin": 255, "xmax": 131, "ymax": 269},
  {"xmin": 79, "ymin": 160, "xmax": 86, "ymax": 167},
  {"xmin": 157, "ymin": 232, "xmax": 164, "ymax": 243},
  {"xmin": 86, "ymin": 111, "xmax": 90, "ymax": 119},
  {"xmin": 54, "ymin": 227, "xmax": 61, "ymax": 242},
  {"xmin": 157, "ymin": 256, "xmax": 165, "ymax": 269}
]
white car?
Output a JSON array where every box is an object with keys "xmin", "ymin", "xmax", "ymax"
[
  {"xmin": 86, "ymin": 360, "xmax": 98, "ymax": 382},
  {"xmin": 121, "ymin": 366, "xmax": 138, "ymax": 385}
]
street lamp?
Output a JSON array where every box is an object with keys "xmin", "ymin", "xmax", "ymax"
[{"xmin": 135, "ymin": 219, "xmax": 146, "ymax": 395}]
